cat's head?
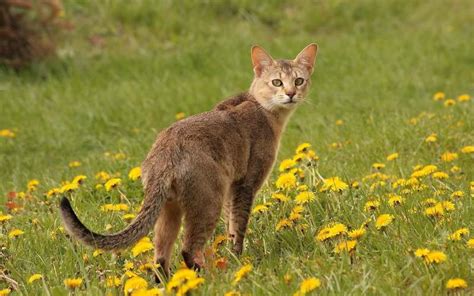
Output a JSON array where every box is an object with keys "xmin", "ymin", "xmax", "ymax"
[{"xmin": 249, "ymin": 43, "xmax": 318, "ymax": 111}]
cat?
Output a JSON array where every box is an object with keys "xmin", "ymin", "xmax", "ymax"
[{"xmin": 60, "ymin": 43, "xmax": 318, "ymax": 277}]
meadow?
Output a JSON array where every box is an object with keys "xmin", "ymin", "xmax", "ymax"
[{"xmin": 0, "ymin": 0, "xmax": 473, "ymax": 295}]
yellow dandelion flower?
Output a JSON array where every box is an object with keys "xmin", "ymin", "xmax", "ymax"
[
  {"xmin": 457, "ymin": 94, "xmax": 471, "ymax": 102},
  {"xmin": 276, "ymin": 219, "xmax": 293, "ymax": 231},
  {"xmin": 132, "ymin": 288, "xmax": 162, "ymax": 296},
  {"xmin": 293, "ymin": 277, "xmax": 321, "ymax": 296},
  {"xmin": 252, "ymin": 204, "xmax": 268, "ymax": 214},
  {"xmin": 279, "ymin": 159, "xmax": 297, "ymax": 172},
  {"xmin": 295, "ymin": 191, "xmax": 315, "ymax": 204},
  {"xmin": 335, "ymin": 119, "xmax": 344, "ymax": 125},
  {"xmin": 448, "ymin": 228, "xmax": 469, "ymax": 241},
  {"xmin": 334, "ymin": 240, "xmax": 357, "ymax": 254},
  {"xmin": 386, "ymin": 153, "xmax": 399, "ymax": 161},
  {"xmin": 348, "ymin": 228, "xmax": 366, "ymax": 240},
  {"xmin": 375, "ymin": 214, "xmax": 394, "ymax": 230},
  {"xmin": 271, "ymin": 193, "xmax": 289, "ymax": 202},
  {"xmin": 460, "ymin": 145, "xmax": 474, "ymax": 154},
  {"xmin": 441, "ymin": 201, "xmax": 455, "ymax": 211},
  {"xmin": 128, "ymin": 167, "xmax": 141, "ymax": 181},
  {"xmin": 433, "ymin": 91, "xmax": 445, "ymax": 101},
  {"xmin": 275, "ymin": 173, "xmax": 297, "ymax": 190},
  {"xmin": 0, "ymin": 289, "xmax": 11, "ymax": 296},
  {"xmin": 425, "ymin": 133, "xmax": 437, "ymax": 143},
  {"xmin": 388, "ymin": 195, "xmax": 404, "ymax": 207},
  {"xmin": 467, "ymin": 238, "xmax": 474, "ymax": 249},
  {"xmin": 175, "ymin": 112, "xmax": 186, "ymax": 120},
  {"xmin": 46, "ymin": 188, "xmax": 61, "ymax": 198},
  {"xmin": 316, "ymin": 223, "xmax": 347, "ymax": 241},
  {"xmin": 8, "ymin": 228, "xmax": 24, "ymax": 238},
  {"xmin": 113, "ymin": 152, "xmax": 127, "ymax": 160},
  {"xmin": 0, "ymin": 128, "xmax": 15, "ymax": 138},
  {"xmin": 0, "ymin": 214, "xmax": 13, "ymax": 223},
  {"xmin": 451, "ymin": 191, "xmax": 464, "ymax": 199},
  {"xmin": 101, "ymin": 203, "xmax": 129, "ymax": 212},
  {"xmin": 123, "ymin": 213, "xmax": 136, "ymax": 221},
  {"xmin": 28, "ymin": 274, "xmax": 43, "ymax": 284},
  {"xmin": 320, "ymin": 177, "xmax": 348, "ymax": 192},
  {"xmin": 306, "ymin": 150, "xmax": 319, "ymax": 161},
  {"xmin": 424, "ymin": 203, "xmax": 444, "ymax": 217},
  {"xmin": 64, "ymin": 278, "xmax": 83, "ymax": 289},
  {"xmin": 432, "ymin": 172, "xmax": 449, "ymax": 180},
  {"xmin": 68, "ymin": 161, "xmax": 81, "ymax": 168},
  {"xmin": 297, "ymin": 184, "xmax": 309, "ymax": 191},
  {"xmin": 225, "ymin": 291, "xmax": 241, "ymax": 296},
  {"xmin": 289, "ymin": 205, "xmax": 304, "ymax": 221},
  {"xmin": 95, "ymin": 171, "xmax": 111, "ymax": 183},
  {"xmin": 93, "ymin": 249, "xmax": 104, "ymax": 257},
  {"xmin": 443, "ymin": 99, "xmax": 456, "ymax": 107},
  {"xmin": 123, "ymin": 261, "xmax": 134, "ymax": 271},
  {"xmin": 212, "ymin": 235, "xmax": 227, "ymax": 251},
  {"xmin": 441, "ymin": 152, "xmax": 458, "ymax": 162},
  {"xmin": 124, "ymin": 276, "xmax": 148, "ymax": 295},
  {"xmin": 131, "ymin": 237, "xmax": 154, "ymax": 257},
  {"xmin": 232, "ymin": 264, "xmax": 252, "ymax": 285},
  {"xmin": 295, "ymin": 143, "xmax": 311, "ymax": 154},
  {"xmin": 27, "ymin": 179, "xmax": 40, "ymax": 192},
  {"xmin": 350, "ymin": 181, "xmax": 360, "ymax": 189},
  {"xmin": 372, "ymin": 163, "xmax": 385, "ymax": 169},
  {"xmin": 415, "ymin": 248, "xmax": 430, "ymax": 258},
  {"xmin": 105, "ymin": 178, "xmax": 121, "ymax": 191},
  {"xmin": 446, "ymin": 278, "xmax": 468, "ymax": 290},
  {"xmin": 59, "ymin": 182, "xmax": 79, "ymax": 193},
  {"xmin": 364, "ymin": 200, "xmax": 380, "ymax": 212},
  {"xmin": 106, "ymin": 276, "xmax": 121, "ymax": 288},
  {"xmin": 424, "ymin": 251, "xmax": 447, "ymax": 264},
  {"xmin": 72, "ymin": 175, "xmax": 87, "ymax": 185}
]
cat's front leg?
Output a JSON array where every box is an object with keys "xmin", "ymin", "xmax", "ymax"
[{"xmin": 229, "ymin": 184, "xmax": 254, "ymax": 255}]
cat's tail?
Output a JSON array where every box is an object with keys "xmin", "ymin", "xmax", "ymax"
[{"xmin": 59, "ymin": 183, "xmax": 165, "ymax": 250}]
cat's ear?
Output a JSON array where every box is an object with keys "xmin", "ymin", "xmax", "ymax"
[
  {"xmin": 294, "ymin": 43, "xmax": 318, "ymax": 74},
  {"xmin": 251, "ymin": 45, "xmax": 274, "ymax": 77}
]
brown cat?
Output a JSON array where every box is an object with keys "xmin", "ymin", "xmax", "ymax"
[{"xmin": 60, "ymin": 43, "xmax": 318, "ymax": 276}]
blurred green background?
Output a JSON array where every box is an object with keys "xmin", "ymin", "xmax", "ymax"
[{"xmin": 0, "ymin": 0, "xmax": 473, "ymax": 195}]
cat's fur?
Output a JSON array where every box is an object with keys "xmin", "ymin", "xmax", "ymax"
[{"xmin": 60, "ymin": 43, "xmax": 318, "ymax": 275}]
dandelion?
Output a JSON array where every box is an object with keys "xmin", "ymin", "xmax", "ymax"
[
  {"xmin": 279, "ymin": 159, "xmax": 297, "ymax": 172},
  {"xmin": 425, "ymin": 251, "xmax": 447, "ymax": 264},
  {"xmin": 128, "ymin": 167, "xmax": 141, "ymax": 181},
  {"xmin": 467, "ymin": 239, "xmax": 474, "ymax": 249},
  {"xmin": 295, "ymin": 143, "xmax": 311, "ymax": 154},
  {"xmin": 167, "ymin": 268, "xmax": 204, "ymax": 295},
  {"xmin": 451, "ymin": 191, "xmax": 464, "ymax": 199},
  {"xmin": 446, "ymin": 278, "xmax": 468, "ymax": 290},
  {"xmin": 0, "ymin": 214, "xmax": 13, "ymax": 223},
  {"xmin": 320, "ymin": 177, "xmax": 348, "ymax": 192},
  {"xmin": 225, "ymin": 291, "xmax": 241, "ymax": 296},
  {"xmin": 72, "ymin": 175, "xmax": 87, "ymax": 185},
  {"xmin": 252, "ymin": 204, "xmax": 269, "ymax": 214},
  {"xmin": 433, "ymin": 91, "xmax": 445, "ymax": 101},
  {"xmin": 46, "ymin": 188, "xmax": 61, "ymax": 198},
  {"xmin": 123, "ymin": 213, "xmax": 136, "ymax": 221},
  {"xmin": 64, "ymin": 278, "xmax": 83, "ymax": 289},
  {"xmin": 131, "ymin": 237, "xmax": 154, "ymax": 257},
  {"xmin": 448, "ymin": 228, "xmax": 469, "ymax": 241},
  {"xmin": 316, "ymin": 223, "xmax": 347, "ymax": 241},
  {"xmin": 0, "ymin": 289, "xmax": 11, "ymax": 295},
  {"xmin": 276, "ymin": 219, "xmax": 293, "ymax": 231},
  {"xmin": 295, "ymin": 191, "xmax": 315, "ymax": 204},
  {"xmin": 388, "ymin": 195, "xmax": 404, "ymax": 207},
  {"xmin": 334, "ymin": 240, "xmax": 357, "ymax": 254},
  {"xmin": 275, "ymin": 173, "xmax": 297, "ymax": 190},
  {"xmin": 8, "ymin": 229, "xmax": 24, "ymax": 238},
  {"xmin": 68, "ymin": 161, "xmax": 81, "ymax": 168},
  {"xmin": 386, "ymin": 153, "xmax": 399, "ymax": 161},
  {"xmin": 212, "ymin": 235, "xmax": 227, "ymax": 251},
  {"xmin": 432, "ymin": 172, "xmax": 449, "ymax": 179},
  {"xmin": 424, "ymin": 203, "xmax": 444, "ymax": 217},
  {"xmin": 444, "ymin": 99, "xmax": 456, "ymax": 107},
  {"xmin": 59, "ymin": 182, "xmax": 79, "ymax": 193},
  {"xmin": 175, "ymin": 112, "xmax": 186, "ymax": 120},
  {"xmin": 105, "ymin": 178, "xmax": 121, "ymax": 191},
  {"xmin": 232, "ymin": 264, "xmax": 252, "ymax": 285},
  {"xmin": 425, "ymin": 133, "xmax": 437, "ymax": 143},
  {"xmin": 28, "ymin": 274, "xmax": 43, "ymax": 284},
  {"xmin": 271, "ymin": 193, "xmax": 289, "ymax": 202},
  {"xmin": 335, "ymin": 119, "xmax": 344, "ymax": 125},
  {"xmin": 101, "ymin": 203, "xmax": 129, "ymax": 212},
  {"xmin": 114, "ymin": 152, "xmax": 127, "ymax": 160},
  {"xmin": 106, "ymin": 276, "xmax": 121, "ymax": 288},
  {"xmin": 27, "ymin": 179, "xmax": 39, "ymax": 192},
  {"xmin": 364, "ymin": 200, "xmax": 380, "ymax": 212},
  {"xmin": 93, "ymin": 249, "xmax": 104, "ymax": 257},
  {"xmin": 457, "ymin": 94, "xmax": 471, "ymax": 102},
  {"xmin": 95, "ymin": 171, "xmax": 111, "ymax": 183},
  {"xmin": 0, "ymin": 128, "xmax": 15, "ymax": 138},
  {"xmin": 297, "ymin": 184, "xmax": 309, "ymax": 191},
  {"xmin": 441, "ymin": 152, "xmax": 458, "ymax": 162},
  {"xmin": 293, "ymin": 277, "xmax": 321, "ymax": 296},
  {"xmin": 372, "ymin": 163, "xmax": 385, "ymax": 169},
  {"xmin": 415, "ymin": 248, "xmax": 430, "ymax": 258},
  {"xmin": 124, "ymin": 276, "xmax": 148, "ymax": 295},
  {"xmin": 348, "ymin": 228, "xmax": 366, "ymax": 240},
  {"xmin": 375, "ymin": 214, "xmax": 394, "ymax": 230},
  {"xmin": 460, "ymin": 145, "xmax": 474, "ymax": 154}
]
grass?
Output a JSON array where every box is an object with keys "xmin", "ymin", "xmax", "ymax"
[{"xmin": 0, "ymin": 0, "xmax": 473, "ymax": 295}]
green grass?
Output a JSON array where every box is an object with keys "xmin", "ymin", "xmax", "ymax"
[{"xmin": 0, "ymin": 0, "xmax": 473, "ymax": 295}]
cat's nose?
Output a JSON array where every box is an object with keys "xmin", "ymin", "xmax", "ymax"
[{"xmin": 286, "ymin": 92, "xmax": 296, "ymax": 99}]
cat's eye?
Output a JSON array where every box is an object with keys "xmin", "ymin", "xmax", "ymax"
[
  {"xmin": 294, "ymin": 77, "xmax": 305, "ymax": 86},
  {"xmin": 272, "ymin": 79, "xmax": 283, "ymax": 87}
]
